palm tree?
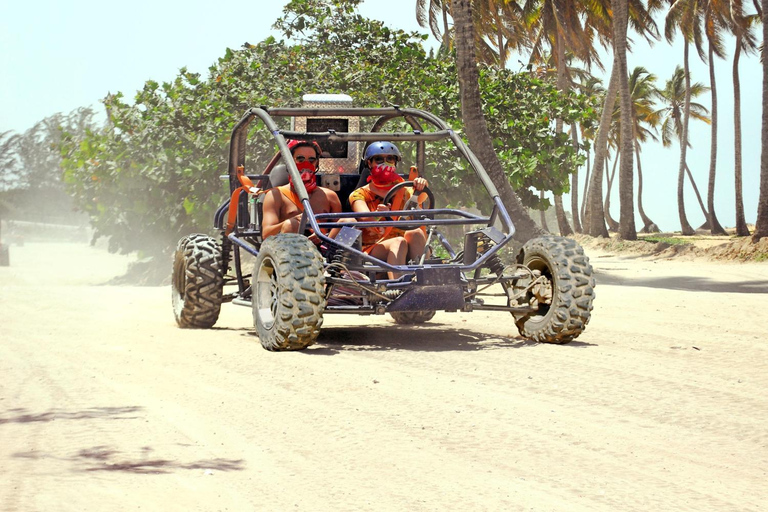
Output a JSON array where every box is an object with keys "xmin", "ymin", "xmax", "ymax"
[
  {"xmin": 604, "ymin": 148, "xmax": 621, "ymax": 231},
  {"xmin": 627, "ymin": 66, "xmax": 662, "ymax": 232},
  {"xmin": 523, "ymin": 0, "xmax": 613, "ymax": 236},
  {"xmin": 416, "ymin": 0, "xmax": 452, "ymax": 54},
  {"xmin": 665, "ymin": 0, "xmax": 707, "ymax": 235},
  {"xmin": 613, "ymin": 0, "xmax": 637, "ymax": 239},
  {"xmin": 730, "ymin": 4, "xmax": 760, "ymax": 236},
  {"xmin": 584, "ymin": 57, "xmax": 618, "ymax": 237},
  {"xmin": 450, "ymin": 0, "xmax": 543, "ymax": 241},
  {"xmin": 584, "ymin": 0, "xmax": 661, "ymax": 237},
  {"xmin": 417, "ymin": 0, "xmax": 526, "ymax": 67},
  {"xmin": 754, "ymin": 0, "xmax": 768, "ymax": 241},
  {"xmin": 701, "ymin": 0, "xmax": 731, "ymax": 235},
  {"xmin": 474, "ymin": 0, "xmax": 526, "ymax": 69},
  {"xmin": 654, "ymin": 65, "xmax": 710, "ymax": 233},
  {"xmin": 575, "ymin": 75, "xmax": 605, "ymax": 224}
]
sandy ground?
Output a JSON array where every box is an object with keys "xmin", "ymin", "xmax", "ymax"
[{"xmin": 1, "ymin": 241, "xmax": 767, "ymax": 511}]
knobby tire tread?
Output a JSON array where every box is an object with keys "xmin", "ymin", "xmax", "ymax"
[
  {"xmin": 516, "ymin": 236, "xmax": 595, "ymax": 344},
  {"xmin": 172, "ymin": 234, "xmax": 224, "ymax": 328},
  {"xmin": 253, "ymin": 234, "xmax": 326, "ymax": 351}
]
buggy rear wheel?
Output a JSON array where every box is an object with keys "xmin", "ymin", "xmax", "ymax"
[
  {"xmin": 514, "ymin": 236, "xmax": 595, "ymax": 344},
  {"xmin": 252, "ymin": 234, "xmax": 326, "ymax": 351},
  {"xmin": 390, "ymin": 311, "xmax": 436, "ymax": 324},
  {"xmin": 172, "ymin": 234, "xmax": 224, "ymax": 328}
]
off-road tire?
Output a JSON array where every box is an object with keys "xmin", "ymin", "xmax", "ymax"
[
  {"xmin": 515, "ymin": 236, "xmax": 595, "ymax": 344},
  {"xmin": 390, "ymin": 311, "xmax": 436, "ymax": 324},
  {"xmin": 172, "ymin": 234, "xmax": 224, "ymax": 328},
  {"xmin": 253, "ymin": 234, "xmax": 326, "ymax": 351}
]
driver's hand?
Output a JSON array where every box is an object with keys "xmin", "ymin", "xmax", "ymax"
[
  {"xmin": 413, "ymin": 177, "xmax": 428, "ymax": 191},
  {"xmin": 375, "ymin": 203, "xmax": 391, "ymax": 212}
]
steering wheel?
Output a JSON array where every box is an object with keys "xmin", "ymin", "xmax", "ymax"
[{"xmin": 381, "ymin": 181, "xmax": 435, "ymax": 222}]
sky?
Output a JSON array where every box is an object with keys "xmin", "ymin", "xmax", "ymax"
[{"xmin": 0, "ymin": 0, "xmax": 762, "ymax": 232}]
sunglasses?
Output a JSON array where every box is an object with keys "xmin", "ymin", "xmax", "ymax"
[
  {"xmin": 372, "ymin": 155, "xmax": 398, "ymax": 164},
  {"xmin": 295, "ymin": 156, "xmax": 318, "ymax": 163}
]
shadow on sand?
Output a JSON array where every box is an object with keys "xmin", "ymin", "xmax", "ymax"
[
  {"xmin": 595, "ymin": 270, "xmax": 768, "ymax": 294},
  {"xmin": 300, "ymin": 322, "xmax": 596, "ymax": 355}
]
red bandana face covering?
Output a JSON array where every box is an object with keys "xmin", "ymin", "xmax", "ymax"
[
  {"xmin": 290, "ymin": 160, "xmax": 318, "ymax": 193},
  {"xmin": 368, "ymin": 163, "xmax": 403, "ymax": 190}
]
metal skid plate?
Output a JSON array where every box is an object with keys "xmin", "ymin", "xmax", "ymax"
[{"xmin": 386, "ymin": 267, "xmax": 465, "ymax": 312}]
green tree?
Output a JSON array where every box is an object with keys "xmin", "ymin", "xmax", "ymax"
[
  {"xmin": 1, "ymin": 109, "xmax": 94, "ymax": 225},
  {"xmin": 0, "ymin": 131, "xmax": 20, "ymax": 192},
  {"xmin": 60, "ymin": 0, "xmax": 593, "ymax": 259}
]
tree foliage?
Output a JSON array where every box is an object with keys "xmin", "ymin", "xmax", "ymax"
[
  {"xmin": 0, "ymin": 109, "xmax": 94, "ymax": 224},
  {"xmin": 60, "ymin": 0, "xmax": 595, "ymax": 258}
]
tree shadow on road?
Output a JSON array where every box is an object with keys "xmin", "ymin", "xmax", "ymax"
[
  {"xmin": 307, "ymin": 323, "xmax": 595, "ymax": 354},
  {"xmin": 595, "ymin": 270, "xmax": 768, "ymax": 293},
  {"xmin": 0, "ymin": 406, "xmax": 143, "ymax": 425},
  {"xmin": 72, "ymin": 446, "xmax": 245, "ymax": 474},
  {"xmin": 13, "ymin": 445, "xmax": 245, "ymax": 475}
]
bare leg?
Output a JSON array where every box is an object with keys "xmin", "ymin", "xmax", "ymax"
[
  {"xmin": 369, "ymin": 237, "xmax": 407, "ymax": 279},
  {"xmin": 404, "ymin": 228, "xmax": 427, "ymax": 262}
]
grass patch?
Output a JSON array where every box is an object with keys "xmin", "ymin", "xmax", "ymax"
[{"xmin": 642, "ymin": 236, "xmax": 693, "ymax": 246}]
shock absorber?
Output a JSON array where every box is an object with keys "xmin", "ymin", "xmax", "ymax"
[{"xmin": 477, "ymin": 234, "xmax": 504, "ymax": 276}]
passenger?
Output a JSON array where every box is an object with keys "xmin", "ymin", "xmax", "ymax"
[
  {"xmin": 261, "ymin": 140, "xmax": 342, "ymax": 240},
  {"xmin": 347, "ymin": 141, "xmax": 428, "ymax": 276}
]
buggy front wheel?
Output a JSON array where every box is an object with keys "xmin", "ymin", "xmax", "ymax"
[
  {"xmin": 514, "ymin": 236, "xmax": 595, "ymax": 344},
  {"xmin": 252, "ymin": 234, "xmax": 326, "ymax": 351}
]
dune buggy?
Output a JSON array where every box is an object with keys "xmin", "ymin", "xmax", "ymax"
[{"xmin": 171, "ymin": 97, "xmax": 595, "ymax": 350}]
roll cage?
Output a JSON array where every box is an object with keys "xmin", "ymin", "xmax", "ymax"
[{"xmin": 220, "ymin": 106, "xmax": 517, "ymax": 279}]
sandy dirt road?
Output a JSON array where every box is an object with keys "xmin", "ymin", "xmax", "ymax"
[{"xmin": 1, "ymin": 241, "xmax": 767, "ymax": 511}]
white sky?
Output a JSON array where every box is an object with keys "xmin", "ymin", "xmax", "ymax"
[{"xmin": 0, "ymin": 0, "xmax": 762, "ymax": 232}]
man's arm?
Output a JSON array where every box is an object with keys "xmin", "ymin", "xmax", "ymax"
[
  {"xmin": 261, "ymin": 189, "xmax": 298, "ymax": 239},
  {"xmin": 327, "ymin": 189, "xmax": 342, "ymax": 213}
]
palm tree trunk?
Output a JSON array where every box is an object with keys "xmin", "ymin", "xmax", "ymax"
[
  {"xmin": 495, "ymin": 11, "xmax": 506, "ymax": 69},
  {"xmin": 584, "ymin": 57, "xmax": 618, "ymax": 237},
  {"xmin": 754, "ymin": 0, "xmax": 768, "ymax": 241},
  {"xmin": 581, "ymin": 149, "xmax": 591, "ymax": 222},
  {"xmin": 450, "ymin": 0, "xmax": 543, "ymax": 242},
  {"xmin": 614, "ymin": 0, "xmax": 636, "ymax": 240},
  {"xmin": 733, "ymin": 36, "xmax": 750, "ymax": 236},
  {"xmin": 539, "ymin": 190, "xmax": 550, "ymax": 231},
  {"xmin": 635, "ymin": 142, "xmax": 658, "ymax": 232},
  {"xmin": 442, "ymin": 3, "xmax": 451, "ymax": 52},
  {"xmin": 553, "ymin": 30, "xmax": 573, "ymax": 236},
  {"xmin": 678, "ymin": 41, "xmax": 695, "ymax": 235},
  {"xmin": 605, "ymin": 154, "xmax": 620, "ymax": 231},
  {"xmin": 706, "ymin": 43, "xmax": 727, "ymax": 235},
  {"xmin": 554, "ymin": 194, "xmax": 573, "ymax": 235},
  {"xmin": 571, "ymin": 123, "xmax": 583, "ymax": 232},
  {"xmin": 684, "ymin": 163, "xmax": 710, "ymax": 227}
]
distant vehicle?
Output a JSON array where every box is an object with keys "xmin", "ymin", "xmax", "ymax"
[{"xmin": 171, "ymin": 95, "xmax": 596, "ymax": 350}]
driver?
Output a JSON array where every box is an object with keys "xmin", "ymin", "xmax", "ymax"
[
  {"xmin": 348, "ymin": 141, "xmax": 428, "ymax": 272},
  {"xmin": 261, "ymin": 140, "xmax": 342, "ymax": 240}
]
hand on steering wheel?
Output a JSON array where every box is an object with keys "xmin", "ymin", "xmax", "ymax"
[{"xmin": 381, "ymin": 181, "xmax": 435, "ymax": 222}]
